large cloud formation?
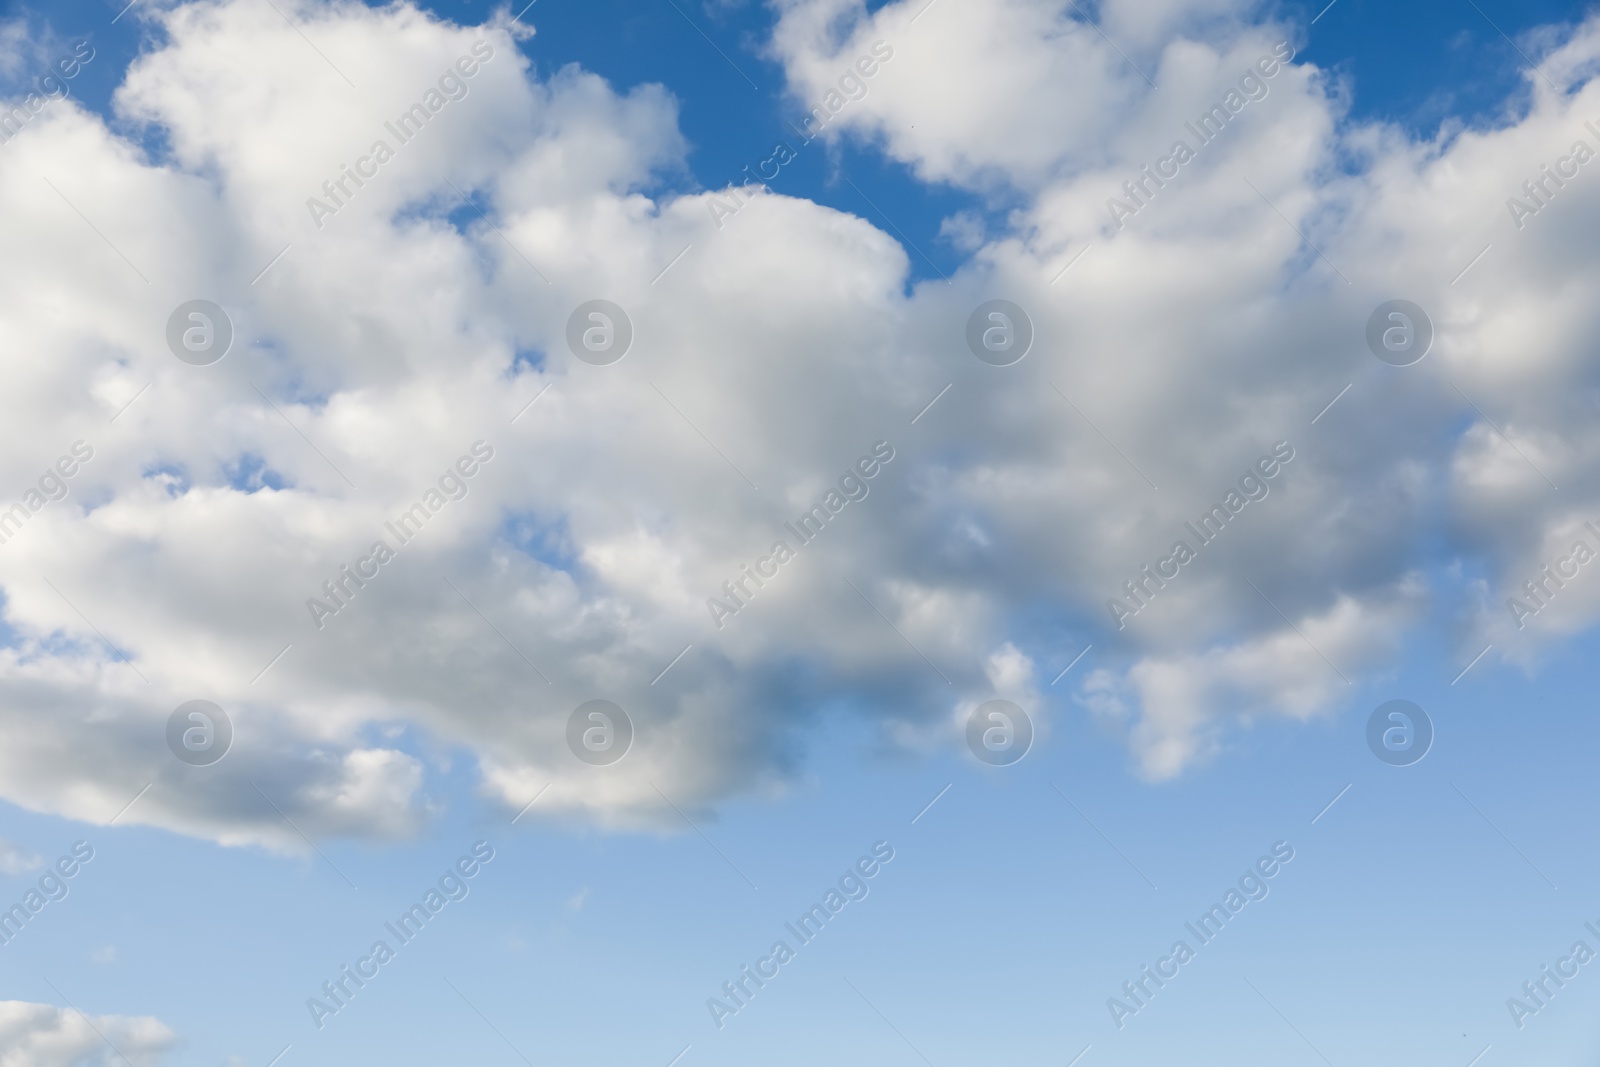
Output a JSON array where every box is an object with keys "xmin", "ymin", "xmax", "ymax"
[{"xmin": 0, "ymin": 0, "xmax": 1597, "ymax": 847}]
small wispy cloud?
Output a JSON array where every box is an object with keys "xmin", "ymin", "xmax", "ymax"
[{"xmin": 0, "ymin": 839, "xmax": 41, "ymax": 875}]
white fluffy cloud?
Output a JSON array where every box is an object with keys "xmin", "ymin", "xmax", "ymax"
[
  {"xmin": 1, "ymin": 0, "xmax": 1599, "ymax": 843},
  {"xmin": 0, "ymin": 1001, "xmax": 175, "ymax": 1067},
  {"xmin": 772, "ymin": 0, "xmax": 1600, "ymax": 773}
]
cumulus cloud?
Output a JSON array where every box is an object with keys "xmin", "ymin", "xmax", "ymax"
[
  {"xmin": 769, "ymin": 0, "xmax": 1600, "ymax": 768},
  {"xmin": 1082, "ymin": 577, "xmax": 1425, "ymax": 778},
  {"xmin": 1, "ymin": 0, "xmax": 1599, "ymax": 845},
  {"xmin": 0, "ymin": 1001, "xmax": 176, "ymax": 1067}
]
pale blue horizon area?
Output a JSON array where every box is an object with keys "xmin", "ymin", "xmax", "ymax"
[{"xmin": 2, "ymin": 617, "xmax": 1596, "ymax": 1064}]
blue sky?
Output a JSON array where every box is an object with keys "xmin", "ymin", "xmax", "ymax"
[{"xmin": 3, "ymin": 0, "xmax": 1600, "ymax": 1065}]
